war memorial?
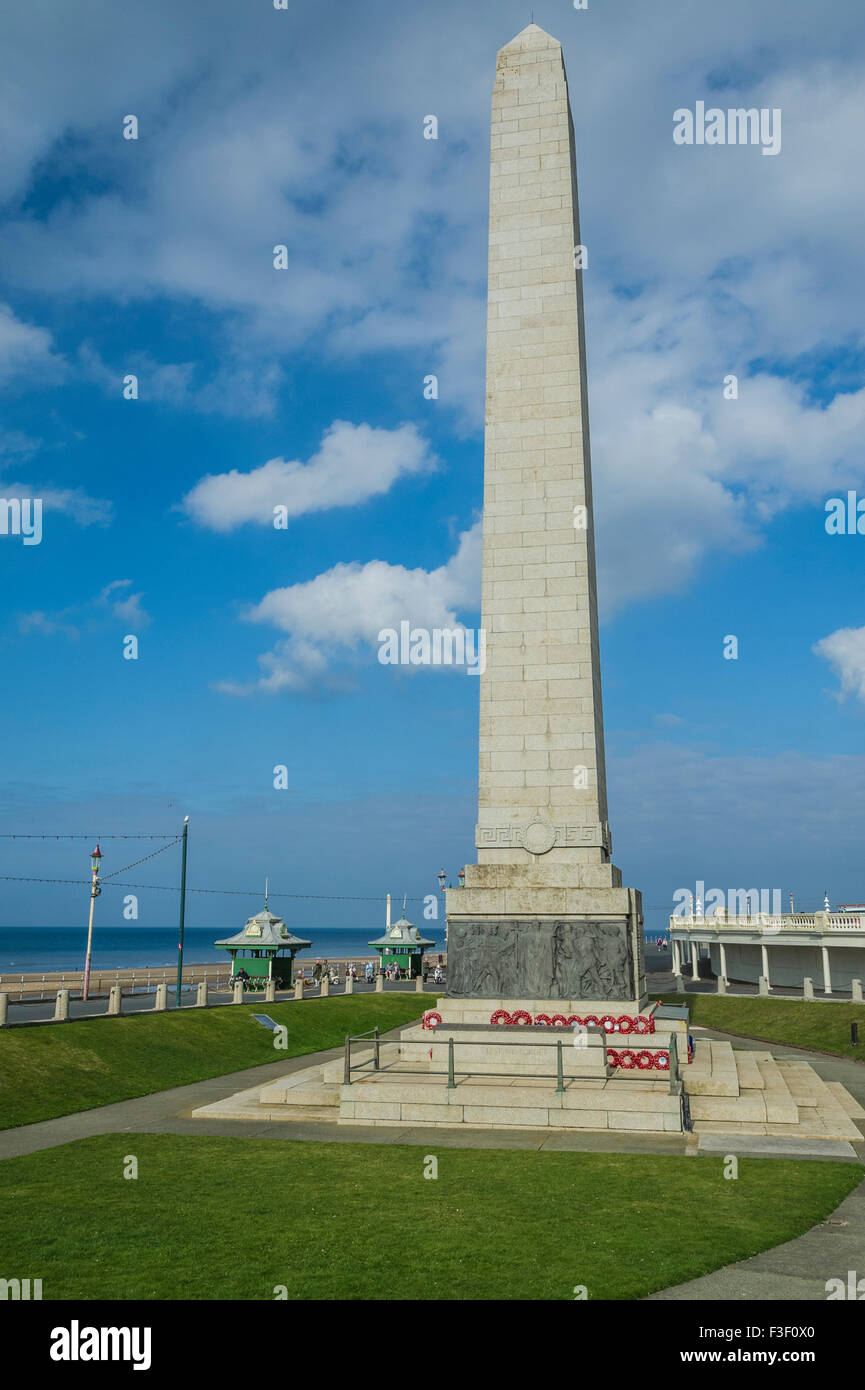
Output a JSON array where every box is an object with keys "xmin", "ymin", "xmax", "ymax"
[{"xmin": 197, "ymin": 27, "xmax": 863, "ymax": 1149}]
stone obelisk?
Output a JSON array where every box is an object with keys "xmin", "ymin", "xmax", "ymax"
[{"xmin": 446, "ymin": 24, "xmax": 645, "ymax": 1010}]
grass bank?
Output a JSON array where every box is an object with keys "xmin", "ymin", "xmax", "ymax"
[
  {"xmin": 0, "ymin": 995, "xmax": 424, "ymax": 1130},
  {"xmin": 0, "ymin": 1133, "xmax": 858, "ymax": 1300},
  {"xmin": 664, "ymin": 992, "xmax": 865, "ymax": 1060}
]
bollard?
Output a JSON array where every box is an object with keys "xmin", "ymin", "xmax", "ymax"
[
  {"xmin": 294, "ymin": 978, "xmax": 303, "ymax": 1001},
  {"xmin": 108, "ymin": 985, "xmax": 121, "ymax": 1016},
  {"xmin": 196, "ymin": 981, "xmax": 208, "ymax": 1008},
  {"xmin": 0, "ymin": 993, "xmax": 7, "ymax": 1028},
  {"xmin": 344, "ymin": 974, "xmax": 353, "ymax": 995},
  {"xmin": 415, "ymin": 974, "xmax": 424, "ymax": 993},
  {"xmin": 320, "ymin": 976, "xmax": 329, "ymax": 998},
  {"xmin": 803, "ymin": 977, "xmax": 814, "ymax": 1001},
  {"xmin": 375, "ymin": 973, "xmax": 384, "ymax": 993},
  {"xmin": 716, "ymin": 975, "xmax": 726, "ymax": 995},
  {"xmin": 264, "ymin": 979, "xmax": 276, "ymax": 1003},
  {"xmin": 852, "ymin": 979, "xmax": 863, "ymax": 1003},
  {"xmin": 54, "ymin": 988, "xmax": 69, "ymax": 1022},
  {"xmin": 232, "ymin": 981, "xmax": 244, "ymax": 1005},
  {"xmin": 674, "ymin": 974, "xmax": 685, "ymax": 994},
  {"xmin": 758, "ymin": 975, "xmax": 769, "ymax": 997},
  {"xmin": 154, "ymin": 983, "xmax": 167, "ymax": 1012}
]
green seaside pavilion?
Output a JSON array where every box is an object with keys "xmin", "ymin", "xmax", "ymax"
[
  {"xmin": 215, "ymin": 903, "xmax": 311, "ymax": 987},
  {"xmin": 368, "ymin": 912, "xmax": 436, "ymax": 978}
]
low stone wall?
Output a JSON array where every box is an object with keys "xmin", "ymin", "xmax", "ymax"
[{"xmin": 339, "ymin": 1078, "xmax": 682, "ymax": 1131}]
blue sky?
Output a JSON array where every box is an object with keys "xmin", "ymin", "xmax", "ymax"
[{"xmin": 1, "ymin": 0, "xmax": 864, "ymax": 938}]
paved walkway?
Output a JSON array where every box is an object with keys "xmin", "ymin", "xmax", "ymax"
[
  {"xmin": 2, "ymin": 1013, "xmax": 863, "ymax": 1301},
  {"xmin": 648, "ymin": 1023, "xmax": 865, "ymax": 1299},
  {"xmin": 0, "ymin": 1027, "xmax": 689, "ymax": 1160}
]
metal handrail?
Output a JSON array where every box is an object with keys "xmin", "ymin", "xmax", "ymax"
[{"xmin": 342, "ymin": 1029, "xmax": 679, "ymax": 1093}]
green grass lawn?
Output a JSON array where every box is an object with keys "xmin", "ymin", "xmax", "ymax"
[
  {"xmin": 0, "ymin": 996, "xmax": 425, "ymax": 1130},
  {"xmin": 0, "ymin": 1133, "xmax": 859, "ymax": 1300},
  {"xmin": 662, "ymin": 992, "xmax": 865, "ymax": 1061}
]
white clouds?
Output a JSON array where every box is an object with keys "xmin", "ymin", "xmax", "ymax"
[
  {"xmin": 77, "ymin": 342, "xmax": 283, "ymax": 419},
  {"xmin": 99, "ymin": 579, "xmax": 151, "ymax": 629},
  {"xmin": 610, "ymin": 741, "xmax": 865, "ymax": 916},
  {"xmin": 219, "ymin": 520, "xmax": 481, "ymax": 693},
  {"xmin": 0, "ymin": 475, "xmax": 111, "ymax": 527},
  {"xmin": 19, "ymin": 578, "xmax": 150, "ymax": 641},
  {"xmin": 2, "ymin": 1, "xmax": 865, "ymax": 617},
  {"xmin": 588, "ymin": 280, "xmax": 865, "ymax": 613},
  {"xmin": 181, "ymin": 420, "xmax": 437, "ymax": 531},
  {"xmin": 813, "ymin": 626, "xmax": 865, "ymax": 702},
  {"xmin": 0, "ymin": 304, "xmax": 60, "ymax": 385}
]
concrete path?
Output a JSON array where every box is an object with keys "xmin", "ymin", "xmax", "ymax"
[
  {"xmin": 648, "ymin": 1175, "xmax": 865, "ymax": 1300},
  {"xmin": 648, "ymin": 1023, "xmax": 865, "ymax": 1299},
  {"xmin": 3, "ymin": 1011, "xmax": 863, "ymax": 1301},
  {"xmin": 3, "ymin": 1020, "xmax": 863, "ymax": 1166},
  {"xmin": 0, "ymin": 1028, "xmax": 689, "ymax": 1160}
]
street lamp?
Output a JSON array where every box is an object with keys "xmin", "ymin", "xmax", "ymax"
[
  {"xmin": 458, "ymin": 868, "xmax": 465, "ymax": 888},
  {"xmin": 438, "ymin": 868, "xmax": 446, "ymax": 893},
  {"xmin": 82, "ymin": 844, "xmax": 102, "ymax": 1002},
  {"xmin": 175, "ymin": 816, "xmax": 190, "ymax": 1008}
]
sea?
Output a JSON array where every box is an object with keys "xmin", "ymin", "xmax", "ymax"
[
  {"xmin": 0, "ymin": 925, "xmax": 666, "ymax": 976},
  {"xmin": 0, "ymin": 927, "xmax": 445, "ymax": 976}
]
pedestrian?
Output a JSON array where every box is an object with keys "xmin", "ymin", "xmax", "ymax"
[{"xmin": 312, "ymin": 960, "xmax": 321, "ymax": 982}]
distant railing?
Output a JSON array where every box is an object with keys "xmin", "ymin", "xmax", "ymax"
[
  {"xmin": 0, "ymin": 965, "xmax": 233, "ymax": 1002},
  {"xmin": 670, "ymin": 914, "xmax": 865, "ymax": 933}
]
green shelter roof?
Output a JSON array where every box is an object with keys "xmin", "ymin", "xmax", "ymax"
[
  {"xmin": 368, "ymin": 915, "xmax": 436, "ymax": 949},
  {"xmin": 215, "ymin": 906, "xmax": 311, "ymax": 953}
]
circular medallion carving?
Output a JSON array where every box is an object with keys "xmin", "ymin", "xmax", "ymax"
[{"xmin": 523, "ymin": 819, "xmax": 557, "ymax": 855}]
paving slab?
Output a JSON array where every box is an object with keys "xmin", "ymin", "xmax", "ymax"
[
  {"xmin": 648, "ymin": 1271, "xmax": 832, "ymax": 1301},
  {"xmin": 697, "ymin": 1133, "xmax": 858, "ymax": 1161}
]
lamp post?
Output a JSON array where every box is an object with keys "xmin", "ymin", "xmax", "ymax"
[
  {"xmin": 82, "ymin": 844, "xmax": 102, "ymax": 1002},
  {"xmin": 175, "ymin": 817, "xmax": 189, "ymax": 1008},
  {"xmin": 438, "ymin": 868, "xmax": 446, "ymax": 894}
]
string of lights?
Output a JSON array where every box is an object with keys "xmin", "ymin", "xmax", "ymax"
[
  {"xmin": 0, "ymin": 874, "xmax": 430, "ymax": 903},
  {"xmin": 0, "ymin": 833, "xmax": 179, "ymax": 840},
  {"xmin": 101, "ymin": 839, "xmax": 182, "ymax": 881}
]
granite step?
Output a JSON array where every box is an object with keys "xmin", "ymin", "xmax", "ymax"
[
  {"xmin": 733, "ymin": 1050, "xmax": 764, "ymax": 1090},
  {"xmin": 774, "ymin": 1062, "xmax": 864, "ymax": 1139},
  {"xmin": 683, "ymin": 1040, "xmax": 740, "ymax": 1097},
  {"xmin": 825, "ymin": 1081, "xmax": 865, "ymax": 1119},
  {"xmin": 339, "ymin": 1074, "xmax": 682, "ymax": 1132},
  {"xmin": 751, "ymin": 1054, "xmax": 798, "ymax": 1124},
  {"xmin": 258, "ymin": 1077, "xmax": 339, "ymax": 1107}
]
